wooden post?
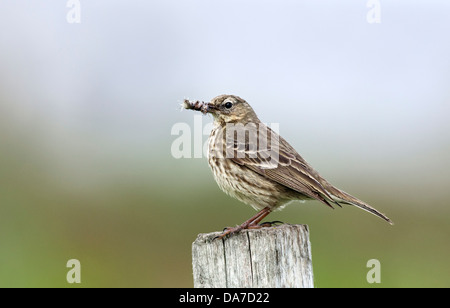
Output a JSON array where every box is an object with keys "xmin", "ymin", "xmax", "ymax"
[{"xmin": 192, "ymin": 224, "xmax": 314, "ymax": 288}]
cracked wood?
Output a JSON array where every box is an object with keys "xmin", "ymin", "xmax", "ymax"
[{"xmin": 192, "ymin": 224, "xmax": 314, "ymax": 288}]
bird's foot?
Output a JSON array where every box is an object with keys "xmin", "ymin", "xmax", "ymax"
[
  {"xmin": 214, "ymin": 222, "xmax": 258, "ymax": 240},
  {"xmin": 258, "ymin": 220, "xmax": 284, "ymax": 228},
  {"xmin": 213, "ymin": 207, "xmax": 273, "ymax": 240},
  {"xmin": 214, "ymin": 220, "xmax": 284, "ymax": 240},
  {"xmin": 214, "ymin": 225, "xmax": 245, "ymax": 240}
]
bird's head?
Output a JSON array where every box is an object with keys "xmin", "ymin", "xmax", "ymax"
[{"xmin": 204, "ymin": 95, "xmax": 259, "ymax": 124}]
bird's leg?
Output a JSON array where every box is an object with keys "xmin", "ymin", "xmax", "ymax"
[
  {"xmin": 246, "ymin": 207, "xmax": 272, "ymax": 228},
  {"xmin": 215, "ymin": 207, "xmax": 272, "ymax": 239}
]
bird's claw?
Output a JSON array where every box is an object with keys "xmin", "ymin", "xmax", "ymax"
[
  {"xmin": 213, "ymin": 220, "xmax": 285, "ymax": 240},
  {"xmin": 258, "ymin": 220, "xmax": 285, "ymax": 227}
]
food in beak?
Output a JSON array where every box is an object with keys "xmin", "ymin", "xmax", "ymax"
[{"xmin": 183, "ymin": 99, "xmax": 210, "ymax": 114}]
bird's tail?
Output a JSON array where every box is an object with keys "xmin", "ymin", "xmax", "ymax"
[{"xmin": 320, "ymin": 178, "xmax": 393, "ymax": 225}]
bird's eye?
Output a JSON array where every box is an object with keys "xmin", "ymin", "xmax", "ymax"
[{"xmin": 224, "ymin": 102, "xmax": 233, "ymax": 109}]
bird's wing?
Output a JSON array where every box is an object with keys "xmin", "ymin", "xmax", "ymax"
[
  {"xmin": 225, "ymin": 123, "xmax": 392, "ymax": 223},
  {"xmin": 226, "ymin": 123, "xmax": 337, "ymax": 208}
]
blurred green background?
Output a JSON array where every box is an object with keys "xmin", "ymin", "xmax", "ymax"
[{"xmin": 1, "ymin": 1, "xmax": 449, "ymax": 287}]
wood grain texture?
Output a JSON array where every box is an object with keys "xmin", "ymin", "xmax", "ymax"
[{"xmin": 192, "ymin": 224, "xmax": 314, "ymax": 288}]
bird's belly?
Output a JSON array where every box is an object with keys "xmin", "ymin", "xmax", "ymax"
[{"xmin": 208, "ymin": 157, "xmax": 293, "ymax": 211}]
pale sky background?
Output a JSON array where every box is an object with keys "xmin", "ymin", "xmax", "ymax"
[
  {"xmin": 0, "ymin": 0, "xmax": 449, "ymax": 201},
  {"xmin": 1, "ymin": 0, "xmax": 450, "ymax": 288}
]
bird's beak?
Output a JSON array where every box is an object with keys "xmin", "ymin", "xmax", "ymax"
[{"xmin": 204, "ymin": 103, "xmax": 218, "ymax": 115}]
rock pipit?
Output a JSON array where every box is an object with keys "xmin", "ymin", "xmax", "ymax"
[{"xmin": 184, "ymin": 95, "xmax": 392, "ymax": 238}]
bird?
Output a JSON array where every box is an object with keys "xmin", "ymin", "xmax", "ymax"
[{"xmin": 183, "ymin": 95, "xmax": 393, "ymax": 239}]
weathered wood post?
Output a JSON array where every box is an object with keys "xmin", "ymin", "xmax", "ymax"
[{"xmin": 192, "ymin": 224, "xmax": 314, "ymax": 288}]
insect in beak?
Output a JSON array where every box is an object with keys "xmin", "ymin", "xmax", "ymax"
[{"xmin": 183, "ymin": 99, "xmax": 210, "ymax": 114}]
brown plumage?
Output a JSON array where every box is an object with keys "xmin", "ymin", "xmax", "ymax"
[{"xmin": 184, "ymin": 95, "xmax": 393, "ymax": 238}]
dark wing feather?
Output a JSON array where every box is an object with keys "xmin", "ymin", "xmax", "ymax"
[
  {"xmin": 225, "ymin": 122, "xmax": 392, "ymax": 223},
  {"xmin": 228, "ymin": 123, "xmax": 336, "ymax": 208}
]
